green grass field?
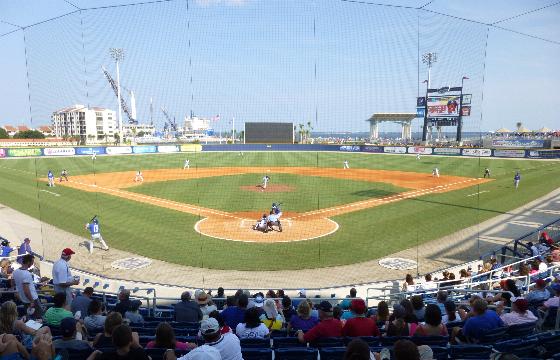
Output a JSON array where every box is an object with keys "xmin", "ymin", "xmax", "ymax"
[{"xmin": 1, "ymin": 151, "xmax": 559, "ymax": 270}]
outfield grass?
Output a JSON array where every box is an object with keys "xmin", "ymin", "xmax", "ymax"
[{"xmin": 1, "ymin": 152, "xmax": 559, "ymax": 270}]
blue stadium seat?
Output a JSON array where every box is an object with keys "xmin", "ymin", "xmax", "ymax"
[
  {"xmin": 449, "ymin": 344, "xmax": 492, "ymax": 359},
  {"xmin": 274, "ymin": 348, "xmax": 317, "ymax": 360},
  {"xmin": 319, "ymin": 347, "xmax": 347, "ymax": 360},
  {"xmin": 239, "ymin": 338, "xmax": 271, "ymax": 348},
  {"xmin": 313, "ymin": 337, "xmax": 345, "ymax": 348},
  {"xmin": 506, "ymin": 321, "xmax": 536, "ymax": 338},
  {"xmin": 272, "ymin": 337, "xmax": 305, "ymax": 348},
  {"xmin": 445, "ymin": 320, "xmax": 465, "ymax": 333},
  {"xmin": 430, "ymin": 346, "xmax": 448, "ymax": 360},
  {"xmin": 144, "ymin": 348, "xmax": 189, "ymax": 358},
  {"xmin": 494, "ymin": 338, "xmax": 539, "ymax": 358},
  {"xmin": 539, "ymin": 307, "xmax": 558, "ymax": 329},
  {"xmin": 344, "ymin": 336, "xmax": 380, "ymax": 346},
  {"xmin": 380, "ymin": 336, "xmax": 410, "ymax": 346},
  {"xmin": 477, "ymin": 326, "xmax": 508, "ymax": 344},
  {"xmin": 270, "ymin": 329, "xmax": 290, "ymax": 337},
  {"xmin": 242, "ymin": 348, "xmax": 272, "ymax": 360},
  {"xmin": 531, "ymin": 332, "xmax": 560, "ymax": 357},
  {"xmin": 65, "ymin": 348, "xmax": 96, "ymax": 360},
  {"xmin": 410, "ymin": 336, "xmax": 449, "ymax": 347},
  {"xmin": 138, "ymin": 335, "xmax": 154, "ymax": 346}
]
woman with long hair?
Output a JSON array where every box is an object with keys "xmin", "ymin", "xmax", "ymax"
[
  {"xmin": 146, "ymin": 322, "xmax": 196, "ymax": 350},
  {"xmin": 386, "ymin": 305, "xmax": 417, "ymax": 336},
  {"xmin": 235, "ymin": 307, "xmax": 270, "ymax": 339},
  {"xmin": 413, "ymin": 304, "xmax": 448, "ymax": 336},
  {"xmin": 0, "ymin": 301, "xmax": 51, "ymax": 347}
]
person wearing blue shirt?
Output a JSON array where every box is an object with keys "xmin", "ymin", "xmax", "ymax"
[
  {"xmin": 47, "ymin": 170, "xmax": 55, "ymax": 187},
  {"xmin": 221, "ymin": 294, "xmax": 248, "ymax": 330},
  {"xmin": 1, "ymin": 240, "xmax": 14, "ymax": 257},
  {"xmin": 461, "ymin": 299, "xmax": 504, "ymax": 342},
  {"xmin": 514, "ymin": 172, "xmax": 521, "ymax": 189},
  {"xmin": 85, "ymin": 217, "xmax": 109, "ymax": 254}
]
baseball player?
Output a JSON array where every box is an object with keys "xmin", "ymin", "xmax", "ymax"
[
  {"xmin": 343, "ymin": 160, "xmax": 349, "ymax": 169},
  {"xmin": 47, "ymin": 170, "xmax": 55, "ymax": 187},
  {"xmin": 183, "ymin": 159, "xmax": 190, "ymax": 169},
  {"xmin": 261, "ymin": 175, "xmax": 270, "ymax": 190},
  {"xmin": 271, "ymin": 202, "xmax": 283, "ymax": 218},
  {"xmin": 59, "ymin": 169, "xmax": 69, "ymax": 182},
  {"xmin": 91, "ymin": 152, "xmax": 96, "ymax": 160},
  {"xmin": 267, "ymin": 211, "xmax": 282, "ymax": 232},
  {"xmin": 134, "ymin": 170, "xmax": 144, "ymax": 182},
  {"xmin": 252, "ymin": 214, "xmax": 268, "ymax": 233},
  {"xmin": 483, "ymin": 167, "xmax": 491, "ymax": 178},
  {"xmin": 416, "ymin": 153, "xmax": 421, "ymax": 160},
  {"xmin": 432, "ymin": 167, "xmax": 440, "ymax": 178},
  {"xmin": 85, "ymin": 217, "xmax": 109, "ymax": 253},
  {"xmin": 514, "ymin": 172, "xmax": 521, "ymax": 189}
]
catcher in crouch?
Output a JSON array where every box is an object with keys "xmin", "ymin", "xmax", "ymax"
[{"xmin": 252, "ymin": 214, "xmax": 269, "ymax": 233}]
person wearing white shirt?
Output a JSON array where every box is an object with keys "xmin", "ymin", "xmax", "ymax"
[
  {"xmin": 198, "ymin": 318, "xmax": 242, "ymax": 360},
  {"xmin": 13, "ymin": 254, "xmax": 42, "ymax": 317},
  {"xmin": 235, "ymin": 307, "xmax": 269, "ymax": 339},
  {"xmin": 497, "ymin": 298, "xmax": 537, "ymax": 326},
  {"xmin": 52, "ymin": 248, "xmax": 79, "ymax": 301}
]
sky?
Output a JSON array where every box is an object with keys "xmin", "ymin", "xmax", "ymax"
[{"xmin": 0, "ymin": 0, "xmax": 559, "ymax": 134}]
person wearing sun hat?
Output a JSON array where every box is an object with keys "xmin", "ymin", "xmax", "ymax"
[
  {"xmin": 297, "ymin": 300, "xmax": 342, "ymax": 343},
  {"xmin": 496, "ymin": 297, "xmax": 537, "ymax": 326},
  {"xmin": 196, "ymin": 290, "xmax": 217, "ymax": 317},
  {"xmin": 52, "ymin": 248, "xmax": 79, "ymax": 301}
]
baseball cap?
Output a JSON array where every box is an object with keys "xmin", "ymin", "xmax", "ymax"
[
  {"xmin": 535, "ymin": 279, "xmax": 546, "ymax": 288},
  {"xmin": 350, "ymin": 299, "xmax": 366, "ymax": 315},
  {"xmin": 254, "ymin": 295, "xmax": 264, "ymax": 307},
  {"xmin": 61, "ymin": 248, "xmax": 75, "ymax": 256},
  {"xmin": 299, "ymin": 289, "xmax": 306, "ymax": 297},
  {"xmin": 23, "ymin": 238, "xmax": 30, "ymax": 242},
  {"xmin": 318, "ymin": 300, "xmax": 333, "ymax": 313},
  {"xmin": 60, "ymin": 317, "xmax": 77, "ymax": 337},
  {"xmin": 512, "ymin": 298, "xmax": 529, "ymax": 312},
  {"xmin": 200, "ymin": 318, "xmax": 220, "ymax": 335}
]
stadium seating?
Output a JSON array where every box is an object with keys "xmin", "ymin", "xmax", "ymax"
[
  {"xmin": 242, "ymin": 348, "xmax": 272, "ymax": 360},
  {"xmin": 274, "ymin": 347, "xmax": 317, "ymax": 360},
  {"xmin": 449, "ymin": 344, "xmax": 493, "ymax": 359},
  {"xmin": 493, "ymin": 338, "xmax": 539, "ymax": 358},
  {"xmin": 318, "ymin": 347, "xmax": 348, "ymax": 360}
]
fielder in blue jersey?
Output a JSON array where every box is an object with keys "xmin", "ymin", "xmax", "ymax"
[
  {"xmin": 514, "ymin": 172, "xmax": 521, "ymax": 189},
  {"xmin": 85, "ymin": 217, "xmax": 109, "ymax": 253},
  {"xmin": 47, "ymin": 170, "xmax": 55, "ymax": 187}
]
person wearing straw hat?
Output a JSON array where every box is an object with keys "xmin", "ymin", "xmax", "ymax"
[{"xmin": 196, "ymin": 290, "xmax": 217, "ymax": 317}]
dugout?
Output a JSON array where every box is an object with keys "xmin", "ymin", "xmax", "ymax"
[{"xmin": 244, "ymin": 122, "xmax": 294, "ymax": 144}]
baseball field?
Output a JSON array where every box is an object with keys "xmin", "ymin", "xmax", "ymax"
[{"xmin": 1, "ymin": 151, "xmax": 559, "ymax": 271}]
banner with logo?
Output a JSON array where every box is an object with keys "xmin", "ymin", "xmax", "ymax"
[
  {"xmin": 493, "ymin": 149, "xmax": 526, "ymax": 158},
  {"xmin": 0, "ymin": 149, "xmax": 5, "ymax": 158},
  {"xmin": 43, "ymin": 147, "xmax": 76, "ymax": 156},
  {"xmin": 75, "ymin": 147, "xmax": 106, "ymax": 155},
  {"xmin": 427, "ymin": 95, "xmax": 461, "ymax": 118},
  {"xmin": 157, "ymin": 145, "xmax": 179, "ymax": 153},
  {"xmin": 362, "ymin": 146, "xmax": 383, "ymax": 153},
  {"xmin": 7, "ymin": 148, "xmax": 42, "ymax": 157},
  {"xmin": 433, "ymin": 147, "xmax": 461, "ymax": 155},
  {"xmin": 180, "ymin": 144, "xmax": 203, "ymax": 152},
  {"xmin": 133, "ymin": 146, "xmax": 157, "ymax": 154},
  {"xmin": 384, "ymin": 146, "xmax": 406, "ymax": 154},
  {"xmin": 462, "ymin": 148, "xmax": 492, "ymax": 157},
  {"xmin": 491, "ymin": 139, "xmax": 545, "ymax": 148},
  {"xmin": 106, "ymin": 146, "xmax": 132, "ymax": 155},
  {"xmin": 407, "ymin": 146, "xmax": 433, "ymax": 155},
  {"xmin": 527, "ymin": 150, "xmax": 560, "ymax": 159},
  {"xmin": 339, "ymin": 145, "xmax": 361, "ymax": 152}
]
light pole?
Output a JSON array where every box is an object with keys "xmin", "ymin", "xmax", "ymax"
[
  {"xmin": 109, "ymin": 48, "xmax": 124, "ymax": 144},
  {"xmin": 456, "ymin": 76, "xmax": 469, "ymax": 143},
  {"xmin": 421, "ymin": 52, "xmax": 437, "ymax": 142}
]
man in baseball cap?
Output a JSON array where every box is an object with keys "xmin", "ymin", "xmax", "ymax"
[
  {"xmin": 297, "ymin": 300, "xmax": 342, "ymax": 344},
  {"xmin": 52, "ymin": 248, "xmax": 79, "ymax": 301},
  {"xmin": 198, "ymin": 318, "xmax": 242, "ymax": 360},
  {"xmin": 52, "ymin": 317, "xmax": 92, "ymax": 351},
  {"xmin": 498, "ymin": 297, "xmax": 536, "ymax": 326}
]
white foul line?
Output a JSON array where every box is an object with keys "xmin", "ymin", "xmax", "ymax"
[{"xmin": 39, "ymin": 189, "xmax": 60, "ymax": 197}]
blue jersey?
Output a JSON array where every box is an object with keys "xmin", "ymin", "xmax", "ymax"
[
  {"xmin": 1, "ymin": 246, "xmax": 14, "ymax": 257},
  {"xmin": 88, "ymin": 222, "xmax": 100, "ymax": 235},
  {"xmin": 514, "ymin": 174, "xmax": 521, "ymax": 181},
  {"xmin": 48, "ymin": 171, "xmax": 54, "ymax": 179},
  {"xmin": 272, "ymin": 205, "xmax": 281, "ymax": 215}
]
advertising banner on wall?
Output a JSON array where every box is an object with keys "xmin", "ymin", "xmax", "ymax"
[
  {"xmin": 180, "ymin": 144, "xmax": 203, "ymax": 152},
  {"xmin": 43, "ymin": 147, "xmax": 76, "ymax": 156},
  {"xmin": 407, "ymin": 146, "xmax": 433, "ymax": 155},
  {"xmin": 362, "ymin": 146, "xmax": 384, "ymax": 153},
  {"xmin": 433, "ymin": 147, "xmax": 461, "ymax": 155},
  {"xmin": 527, "ymin": 150, "xmax": 560, "ymax": 159},
  {"xmin": 133, "ymin": 146, "xmax": 157, "ymax": 154},
  {"xmin": 0, "ymin": 149, "xmax": 5, "ymax": 158},
  {"xmin": 427, "ymin": 95, "xmax": 461, "ymax": 118},
  {"xmin": 339, "ymin": 145, "xmax": 361, "ymax": 152},
  {"xmin": 7, "ymin": 148, "xmax": 42, "ymax": 157},
  {"xmin": 384, "ymin": 146, "xmax": 406, "ymax": 154},
  {"xmin": 462, "ymin": 148, "xmax": 492, "ymax": 157},
  {"xmin": 491, "ymin": 139, "xmax": 545, "ymax": 148},
  {"xmin": 75, "ymin": 147, "xmax": 106, "ymax": 156},
  {"xmin": 157, "ymin": 145, "xmax": 179, "ymax": 153},
  {"xmin": 106, "ymin": 146, "xmax": 132, "ymax": 155},
  {"xmin": 493, "ymin": 149, "xmax": 526, "ymax": 158}
]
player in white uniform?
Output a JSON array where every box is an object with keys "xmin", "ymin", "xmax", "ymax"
[
  {"xmin": 92, "ymin": 152, "xmax": 96, "ymax": 160},
  {"xmin": 261, "ymin": 175, "xmax": 270, "ymax": 190},
  {"xmin": 134, "ymin": 170, "xmax": 144, "ymax": 182},
  {"xmin": 183, "ymin": 159, "xmax": 190, "ymax": 169},
  {"xmin": 416, "ymin": 153, "xmax": 421, "ymax": 160},
  {"xmin": 252, "ymin": 214, "xmax": 268, "ymax": 233},
  {"xmin": 432, "ymin": 167, "xmax": 440, "ymax": 178},
  {"xmin": 343, "ymin": 160, "xmax": 349, "ymax": 169},
  {"xmin": 85, "ymin": 217, "xmax": 109, "ymax": 253}
]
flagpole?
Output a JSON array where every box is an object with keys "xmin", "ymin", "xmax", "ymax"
[{"xmin": 232, "ymin": 116, "xmax": 235, "ymax": 144}]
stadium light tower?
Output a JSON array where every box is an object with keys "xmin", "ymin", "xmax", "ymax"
[
  {"xmin": 109, "ymin": 47, "xmax": 125, "ymax": 143},
  {"xmin": 422, "ymin": 52, "xmax": 437, "ymax": 88}
]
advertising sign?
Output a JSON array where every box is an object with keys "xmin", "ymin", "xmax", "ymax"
[
  {"xmin": 0, "ymin": 149, "xmax": 5, "ymax": 158},
  {"xmin": 339, "ymin": 145, "xmax": 361, "ymax": 152},
  {"xmin": 491, "ymin": 139, "xmax": 545, "ymax": 148},
  {"xmin": 461, "ymin": 106, "xmax": 471, "ymax": 116},
  {"xmin": 43, "ymin": 147, "xmax": 76, "ymax": 156},
  {"xmin": 429, "ymin": 118, "xmax": 457, "ymax": 127},
  {"xmin": 384, "ymin": 146, "xmax": 406, "ymax": 154},
  {"xmin": 462, "ymin": 148, "xmax": 492, "ymax": 157},
  {"xmin": 416, "ymin": 108, "xmax": 425, "ymax": 118},
  {"xmin": 493, "ymin": 149, "xmax": 526, "ymax": 158},
  {"xmin": 180, "ymin": 144, "xmax": 202, "ymax": 152},
  {"xmin": 461, "ymin": 94, "xmax": 472, "ymax": 105},
  {"xmin": 106, "ymin": 146, "xmax": 132, "ymax": 155},
  {"xmin": 407, "ymin": 146, "xmax": 433, "ymax": 155},
  {"xmin": 7, "ymin": 148, "xmax": 42, "ymax": 157},
  {"xmin": 427, "ymin": 95, "xmax": 461, "ymax": 118},
  {"xmin": 75, "ymin": 147, "xmax": 106, "ymax": 155},
  {"xmin": 133, "ymin": 146, "xmax": 157, "ymax": 154},
  {"xmin": 157, "ymin": 145, "xmax": 179, "ymax": 153},
  {"xmin": 362, "ymin": 146, "xmax": 383, "ymax": 153},
  {"xmin": 433, "ymin": 147, "xmax": 461, "ymax": 155},
  {"xmin": 416, "ymin": 97, "xmax": 426, "ymax": 107},
  {"xmin": 527, "ymin": 150, "xmax": 560, "ymax": 159}
]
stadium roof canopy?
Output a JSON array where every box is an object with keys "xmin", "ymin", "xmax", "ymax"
[{"xmin": 495, "ymin": 127, "xmax": 511, "ymax": 133}]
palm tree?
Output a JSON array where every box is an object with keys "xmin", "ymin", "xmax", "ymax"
[
  {"xmin": 516, "ymin": 122, "xmax": 523, "ymax": 131},
  {"xmin": 298, "ymin": 123, "xmax": 305, "ymax": 143},
  {"xmin": 306, "ymin": 121, "xmax": 313, "ymax": 143}
]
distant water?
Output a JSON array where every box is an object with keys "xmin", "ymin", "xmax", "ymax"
[{"xmin": 312, "ymin": 131, "xmax": 489, "ymax": 140}]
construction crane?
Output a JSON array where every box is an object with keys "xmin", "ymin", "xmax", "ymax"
[
  {"xmin": 101, "ymin": 66, "xmax": 137, "ymax": 124},
  {"xmin": 161, "ymin": 107, "xmax": 178, "ymax": 132}
]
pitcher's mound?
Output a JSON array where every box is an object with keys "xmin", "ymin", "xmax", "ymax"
[{"xmin": 240, "ymin": 184, "xmax": 295, "ymax": 193}]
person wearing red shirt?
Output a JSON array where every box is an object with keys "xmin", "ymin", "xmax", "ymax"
[
  {"xmin": 297, "ymin": 301, "xmax": 342, "ymax": 343},
  {"xmin": 342, "ymin": 299, "xmax": 380, "ymax": 337}
]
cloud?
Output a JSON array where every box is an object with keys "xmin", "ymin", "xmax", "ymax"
[{"xmin": 195, "ymin": 0, "xmax": 250, "ymax": 6}]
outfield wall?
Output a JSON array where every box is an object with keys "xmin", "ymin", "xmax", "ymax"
[{"xmin": 1, "ymin": 144, "xmax": 559, "ymax": 159}]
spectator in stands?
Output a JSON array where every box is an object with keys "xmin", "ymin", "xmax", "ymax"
[
  {"xmin": 114, "ymin": 289, "xmax": 132, "ymax": 316},
  {"xmin": 0, "ymin": 258, "xmax": 13, "ymax": 280},
  {"xmin": 196, "ymin": 290, "xmax": 217, "ymax": 317},
  {"xmin": 442, "ymin": 300, "xmax": 460, "ymax": 324},
  {"xmin": 342, "ymin": 299, "xmax": 380, "ymax": 337},
  {"xmin": 488, "ymin": 279, "xmax": 521, "ymax": 307},
  {"xmin": 436, "ymin": 290, "xmax": 449, "ymax": 314},
  {"xmin": 84, "ymin": 299, "xmax": 106, "ymax": 333},
  {"xmin": 170, "ymin": 345, "xmax": 221, "ymax": 360},
  {"xmin": 526, "ymin": 279, "xmax": 551, "ymax": 304},
  {"xmin": 402, "ymin": 274, "xmax": 415, "ymax": 291},
  {"xmin": 16, "ymin": 237, "xmax": 34, "ymax": 265},
  {"xmin": 52, "ymin": 317, "xmax": 92, "ymax": 351},
  {"xmin": 340, "ymin": 288, "xmax": 357, "ymax": 310},
  {"xmin": 12, "ymin": 254, "xmax": 43, "ymax": 318},
  {"xmin": 0, "ymin": 333, "xmax": 30, "ymax": 359},
  {"xmin": 455, "ymin": 299, "xmax": 504, "ymax": 343},
  {"xmin": 146, "ymin": 322, "xmax": 196, "ymax": 350},
  {"xmin": 212, "ymin": 287, "xmax": 225, "ymax": 310},
  {"xmin": 344, "ymin": 338, "xmax": 374, "ymax": 360},
  {"xmin": 281, "ymin": 296, "xmax": 296, "ymax": 322},
  {"xmin": 297, "ymin": 301, "xmax": 342, "ymax": 343},
  {"xmin": 374, "ymin": 301, "xmax": 390, "ymax": 323},
  {"xmin": 198, "ymin": 318, "xmax": 243, "ymax": 360},
  {"xmin": 421, "ymin": 273, "xmax": 436, "ymax": 290},
  {"xmin": 209, "ymin": 310, "xmax": 231, "ymax": 334},
  {"xmin": 87, "ymin": 324, "xmax": 149, "ymax": 360},
  {"xmin": 399, "ymin": 299, "xmax": 418, "ymax": 324},
  {"xmin": 93, "ymin": 312, "xmax": 123, "ymax": 348},
  {"xmin": 31, "ymin": 333, "xmax": 56, "ymax": 360},
  {"xmin": 292, "ymin": 289, "xmax": 307, "ymax": 307},
  {"xmin": 0, "ymin": 300, "xmax": 51, "ymax": 347},
  {"xmin": 44, "ymin": 292, "xmax": 73, "ymax": 327},
  {"xmin": 410, "ymin": 295, "xmax": 425, "ymax": 322},
  {"xmin": 52, "ymin": 248, "xmax": 79, "ymax": 301},
  {"xmin": 260, "ymin": 298, "xmax": 284, "ymax": 330},
  {"xmin": 251, "ymin": 294, "xmax": 264, "ymax": 313},
  {"xmin": 1, "ymin": 239, "xmax": 14, "ymax": 257},
  {"xmin": 71, "ymin": 286, "xmax": 93, "ymax": 319},
  {"xmin": 527, "ymin": 242, "xmax": 540, "ymax": 258},
  {"xmin": 386, "ymin": 304, "xmax": 416, "ymax": 336},
  {"xmin": 393, "ymin": 339, "xmax": 434, "ymax": 360},
  {"xmin": 221, "ymin": 293, "xmax": 248, "ymax": 330},
  {"xmin": 413, "ymin": 304, "xmax": 448, "ymax": 336},
  {"xmin": 235, "ymin": 307, "xmax": 269, "ymax": 339},
  {"xmin": 459, "ymin": 268, "xmax": 470, "ymax": 279},
  {"xmin": 496, "ymin": 298, "xmax": 537, "ymax": 325},
  {"xmin": 174, "ymin": 291, "xmax": 203, "ymax": 323},
  {"xmin": 124, "ymin": 300, "xmax": 143, "ymax": 324},
  {"xmin": 288, "ymin": 299, "xmax": 318, "ymax": 332},
  {"xmin": 541, "ymin": 283, "xmax": 560, "ymax": 309}
]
